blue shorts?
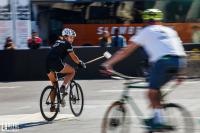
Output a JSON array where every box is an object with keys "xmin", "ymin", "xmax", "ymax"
[{"xmin": 149, "ymin": 55, "xmax": 186, "ymax": 90}]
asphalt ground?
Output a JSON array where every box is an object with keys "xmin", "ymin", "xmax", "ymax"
[{"xmin": 0, "ymin": 79, "xmax": 200, "ymax": 133}]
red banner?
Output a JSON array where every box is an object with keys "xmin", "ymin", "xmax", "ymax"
[{"xmin": 64, "ymin": 23, "xmax": 200, "ymax": 46}]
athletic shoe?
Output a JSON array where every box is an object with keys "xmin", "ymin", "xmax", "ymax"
[
  {"xmin": 143, "ymin": 118, "xmax": 175, "ymax": 132},
  {"xmin": 50, "ymin": 105, "xmax": 56, "ymax": 112}
]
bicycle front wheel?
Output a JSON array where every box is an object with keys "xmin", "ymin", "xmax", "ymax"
[
  {"xmin": 101, "ymin": 101, "xmax": 131, "ymax": 133},
  {"xmin": 162, "ymin": 103, "xmax": 194, "ymax": 133},
  {"xmin": 40, "ymin": 85, "xmax": 59, "ymax": 121},
  {"xmin": 69, "ymin": 81, "xmax": 84, "ymax": 117}
]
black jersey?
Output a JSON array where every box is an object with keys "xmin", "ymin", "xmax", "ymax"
[{"xmin": 48, "ymin": 40, "xmax": 73, "ymax": 60}]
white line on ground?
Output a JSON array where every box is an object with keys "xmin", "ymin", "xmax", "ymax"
[
  {"xmin": 98, "ymin": 89, "xmax": 172, "ymax": 93},
  {"xmin": 108, "ymin": 115, "xmax": 200, "ymax": 119},
  {"xmin": 16, "ymin": 106, "xmax": 32, "ymax": 110},
  {"xmin": 0, "ymin": 86, "xmax": 21, "ymax": 89},
  {"xmin": 84, "ymin": 105, "xmax": 108, "ymax": 109}
]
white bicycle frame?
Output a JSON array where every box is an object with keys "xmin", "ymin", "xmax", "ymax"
[{"xmin": 110, "ymin": 70, "xmax": 180, "ymax": 121}]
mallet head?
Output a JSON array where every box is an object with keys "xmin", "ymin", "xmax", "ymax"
[{"xmin": 103, "ymin": 51, "xmax": 112, "ymax": 59}]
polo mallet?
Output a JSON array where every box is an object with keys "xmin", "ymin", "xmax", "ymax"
[{"xmin": 85, "ymin": 51, "xmax": 112, "ymax": 65}]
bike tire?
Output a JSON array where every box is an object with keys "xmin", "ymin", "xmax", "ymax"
[
  {"xmin": 40, "ymin": 85, "xmax": 59, "ymax": 121},
  {"xmin": 101, "ymin": 101, "xmax": 131, "ymax": 133},
  {"xmin": 162, "ymin": 103, "xmax": 194, "ymax": 133},
  {"xmin": 69, "ymin": 81, "xmax": 84, "ymax": 117}
]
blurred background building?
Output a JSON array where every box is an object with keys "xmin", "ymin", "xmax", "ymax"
[{"xmin": 0, "ymin": 0, "xmax": 200, "ymax": 49}]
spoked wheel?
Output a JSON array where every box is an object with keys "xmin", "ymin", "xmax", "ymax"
[
  {"xmin": 101, "ymin": 101, "xmax": 131, "ymax": 133},
  {"xmin": 40, "ymin": 86, "xmax": 59, "ymax": 121},
  {"xmin": 160, "ymin": 103, "xmax": 194, "ymax": 133},
  {"xmin": 69, "ymin": 81, "xmax": 84, "ymax": 117}
]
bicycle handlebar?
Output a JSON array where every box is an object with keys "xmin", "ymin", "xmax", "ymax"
[{"xmin": 108, "ymin": 70, "xmax": 145, "ymax": 81}]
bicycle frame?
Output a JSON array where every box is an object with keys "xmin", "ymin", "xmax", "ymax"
[
  {"xmin": 118, "ymin": 80, "xmax": 146, "ymax": 122},
  {"xmin": 113, "ymin": 72, "xmax": 180, "ymax": 124},
  {"xmin": 53, "ymin": 72, "xmax": 78, "ymax": 105},
  {"xmin": 49, "ymin": 72, "xmax": 71, "ymax": 105}
]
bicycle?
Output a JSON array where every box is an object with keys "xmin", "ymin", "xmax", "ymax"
[
  {"xmin": 101, "ymin": 70, "xmax": 194, "ymax": 133},
  {"xmin": 40, "ymin": 71, "xmax": 84, "ymax": 121}
]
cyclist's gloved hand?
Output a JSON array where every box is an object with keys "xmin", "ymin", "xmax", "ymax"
[{"xmin": 78, "ymin": 60, "xmax": 86, "ymax": 69}]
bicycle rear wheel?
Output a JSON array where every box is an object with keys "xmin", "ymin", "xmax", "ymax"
[
  {"xmin": 101, "ymin": 101, "xmax": 131, "ymax": 133},
  {"xmin": 40, "ymin": 85, "xmax": 59, "ymax": 121},
  {"xmin": 69, "ymin": 81, "xmax": 84, "ymax": 117},
  {"xmin": 161, "ymin": 103, "xmax": 194, "ymax": 133}
]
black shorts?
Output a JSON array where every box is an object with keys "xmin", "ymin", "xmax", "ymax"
[{"xmin": 46, "ymin": 57, "xmax": 64, "ymax": 73}]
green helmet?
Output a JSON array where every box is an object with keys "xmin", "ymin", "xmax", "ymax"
[{"xmin": 142, "ymin": 9, "xmax": 163, "ymax": 21}]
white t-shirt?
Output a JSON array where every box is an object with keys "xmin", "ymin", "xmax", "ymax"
[{"xmin": 130, "ymin": 25, "xmax": 186, "ymax": 62}]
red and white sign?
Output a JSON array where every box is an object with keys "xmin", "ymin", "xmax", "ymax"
[{"xmin": 64, "ymin": 23, "xmax": 200, "ymax": 46}]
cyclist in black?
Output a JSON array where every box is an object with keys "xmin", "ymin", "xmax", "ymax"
[{"xmin": 46, "ymin": 28, "xmax": 86, "ymax": 112}]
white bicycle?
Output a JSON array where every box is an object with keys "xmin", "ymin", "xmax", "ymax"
[{"xmin": 101, "ymin": 70, "xmax": 194, "ymax": 133}]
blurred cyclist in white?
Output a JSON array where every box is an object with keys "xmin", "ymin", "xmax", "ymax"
[{"xmin": 101, "ymin": 9, "xmax": 186, "ymax": 130}]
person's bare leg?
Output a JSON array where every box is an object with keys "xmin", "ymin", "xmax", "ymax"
[
  {"xmin": 60, "ymin": 64, "xmax": 75, "ymax": 87},
  {"xmin": 47, "ymin": 72, "xmax": 57, "ymax": 105},
  {"xmin": 148, "ymin": 89, "xmax": 164, "ymax": 124},
  {"xmin": 148, "ymin": 89, "xmax": 161, "ymax": 108}
]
